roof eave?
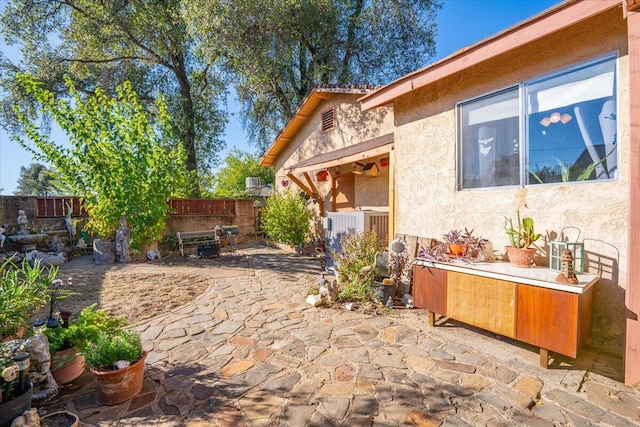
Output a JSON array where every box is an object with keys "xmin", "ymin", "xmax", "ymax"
[
  {"xmin": 260, "ymin": 86, "xmax": 378, "ymax": 167},
  {"xmin": 359, "ymin": 0, "xmax": 622, "ymax": 111}
]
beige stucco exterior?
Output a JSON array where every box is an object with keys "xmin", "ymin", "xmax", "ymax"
[
  {"xmin": 392, "ymin": 7, "xmax": 628, "ymax": 353},
  {"xmin": 273, "ymin": 93, "xmax": 394, "ymax": 212}
]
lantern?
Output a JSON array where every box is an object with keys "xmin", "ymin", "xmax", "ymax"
[{"xmin": 549, "ymin": 227, "xmax": 584, "ymax": 274}]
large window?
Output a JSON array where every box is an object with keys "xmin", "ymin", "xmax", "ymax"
[{"xmin": 458, "ymin": 54, "xmax": 617, "ymax": 190}]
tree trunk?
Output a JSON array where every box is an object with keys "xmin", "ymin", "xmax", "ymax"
[{"xmin": 174, "ymin": 57, "xmax": 200, "ymax": 197}]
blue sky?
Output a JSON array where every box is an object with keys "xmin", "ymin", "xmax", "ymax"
[{"xmin": 0, "ymin": 0, "xmax": 559, "ymax": 194}]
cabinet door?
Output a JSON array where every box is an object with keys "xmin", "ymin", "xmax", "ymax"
[
  {"xmin": 447, "ymin": 272, "xmax": 516, "ymax": 338},
  {"xmin": 516, "ymin": 284, "xmax": 591, "ymax": 358},
  {"xmin": 412, "ymin": 265, "xmax": 447, "ymax": 315}
]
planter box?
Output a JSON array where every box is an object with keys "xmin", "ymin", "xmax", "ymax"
[{"xmin": 197, "ymin": 244, "xmax": 220, "ymax": 258}]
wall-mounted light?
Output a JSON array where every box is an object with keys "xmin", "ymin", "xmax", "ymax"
[
  {"xmin": 363, "ymin": 162, "xmax": 379, "ymax": 177},
  {"xmin": 540, "ymin": 112, "xmax": 572, "ymax": 127}
]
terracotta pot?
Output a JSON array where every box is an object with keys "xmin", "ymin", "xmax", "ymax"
[
  {"xmin": 41, "ymin": 410, "xmax": 79, "ymax": 427},
  {"xmin": 505, "ymin": 246, "xmax": 536, "ymax": 267},
  {"xmin": 0, "ymin": 382, "xmax": 32, "ymax": 427},
  {"xmin": 448, "ymin": 244, "xmax": 465, "ymax": 256},
  {"xmin": 90, "ymin": 351, "xmax": 147, "ymax": 405},
  {"xmin": 51, "ymin": 347, "xmax": 85, "ymax": 384}
]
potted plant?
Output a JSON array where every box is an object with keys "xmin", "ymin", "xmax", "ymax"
[
  {"xmin": 1, "ymin": 257, "xmax": 55, "ymax": 340},
  {"xmin": 83, "ymin": 313, "xmax": 146, "ymax": 405},
  {"xmin": 0, "ymin": 340, "xmax": 32, "ymax": 427},
  {"xmin": 504, "ymin": 213, "xmax": 541, "ymax": 267},
  {"xmin": 442, "ymin": 229, "xmax": 465, "ymax": 256},
  {"xmin": 45, "ymin": 304, "xmax": 128, "ymax": 385}
]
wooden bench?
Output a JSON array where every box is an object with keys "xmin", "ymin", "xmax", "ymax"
[{"xmin": 176, "ymin": 229, "xmax": 234, "ymax": 256}]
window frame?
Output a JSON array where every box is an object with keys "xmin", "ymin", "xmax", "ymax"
[{"xmin": 456, "ymin": 52, "xmax": 618, "ymax": 191}]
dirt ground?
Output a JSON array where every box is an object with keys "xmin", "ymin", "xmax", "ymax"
[{"xmin": 51, "ymin": 246, "xmax": 253, "ymax": 324}]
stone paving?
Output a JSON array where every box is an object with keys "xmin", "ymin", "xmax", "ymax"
[{"xmin": 40, "ymin": 244, "xmax": 640, "ymax": 426}]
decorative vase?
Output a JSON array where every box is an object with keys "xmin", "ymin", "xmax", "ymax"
[
  {"xmin": 0, "ymin": 382, "xmax": 33, "ymax": 427},
  {"xmin": 41, "ymin": 411, "xmax": 79, "ymax": 427},
  {"xmin": 505, "ymin": 246, "xmax": 536, "ymax": 267},
  {"xmin": 51, "ymin": 347, "xmax": 85, "ymax": 384},
  {"xmin": 90, "ymin": 351, "xmax": 147, "ymax": 405}
]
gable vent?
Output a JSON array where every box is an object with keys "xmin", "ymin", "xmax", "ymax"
[{"xmin": 321, "ymin": 108, "xmax": 335, "ymax": 132}]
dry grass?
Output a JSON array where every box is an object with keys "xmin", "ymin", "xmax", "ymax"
[{"xmin": 52, "ymin": 251, "xmax": 249, "ymax": 324}]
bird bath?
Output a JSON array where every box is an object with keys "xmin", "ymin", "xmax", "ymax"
[{"xmin": 7, "ymin": 234, "xmax": 49, "ymax": 252}]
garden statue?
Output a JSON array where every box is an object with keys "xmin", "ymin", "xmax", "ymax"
[
  {"xmin": 0, "ymin": 225, "xmax": 5, "ymax": 247},
  {"xmin": 23, "ymin": 335, "xmax": 59, "ymax": 402},
  {"xmin": 16, "ymin": 210, "xmax": 29, "ymax": 235},
  {"xmin": 64, "ymin": 201, "xmax": 77, "ymax": 238},
  {"xmin": 115, "ymin": 215, "xmax": 131, "ymax": 263}
]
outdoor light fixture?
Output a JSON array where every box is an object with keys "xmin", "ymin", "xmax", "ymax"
[
  {"xmin": 352, "ymin": 162, "xmax": 365, "ymax": 174},
  {"xmin": 363, "ymin": 162, "xmax": 379, "ymax": 177},
  {"xmin": 540, "ymin": 112, "xmax": 572, "ymax": 127}
]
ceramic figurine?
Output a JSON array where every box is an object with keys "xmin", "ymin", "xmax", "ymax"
[{"xmin": 556, "ymin": 248, "xmax": 579, "ymax": 284}]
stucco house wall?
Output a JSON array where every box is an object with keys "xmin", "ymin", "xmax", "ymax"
[
  {"xmin": 273, "ymin": 93, "xmax": 393, "ymax": 210},
  {"xmin": 393, "ymin": 7, "xmax": 628, "ymax": 354}
]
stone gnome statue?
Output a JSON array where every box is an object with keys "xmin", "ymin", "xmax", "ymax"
[
  {"xmin": 115, "ymin": 215, "xmax": 132, "ymax": 263},
  {"xmin": 16, "ymin": 210, "xmax": 28, "ymax": 235}
]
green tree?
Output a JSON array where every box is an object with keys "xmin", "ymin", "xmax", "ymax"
[
  {"xmin": 0, "ymin": 0, "xmax": 227, "ymax": 196},
  {"xmin": 209, "ymin": 149, "xmax": 274, "ymax": 197},
  {"xmin": 185, "ymin": 0, "xmax": 441, "ymax": 150},
  {"xmin": 14, "ymin": 74, "xmax": 186, "ymax": 248},
  {"xmin": 260, "ymin": 189, "xmax": 313, "ymax": 247},
  {"xmin": 14, "ymin": 163, "xmax": 59, "ymax": 196}
]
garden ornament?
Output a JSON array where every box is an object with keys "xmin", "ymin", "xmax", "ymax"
[
  {"xmin": 115, "ymin": 215, "xmax": 131, "ymax": 263},
  {"xmin": 16, "ymin": 210, "xmax": 28, "ymax": 234}
]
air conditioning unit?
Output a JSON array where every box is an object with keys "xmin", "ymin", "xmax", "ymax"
[
  {"xmin": 245, "ymin": 177, "xmax": 263, "ymax": 189},
  {"xmin": 324, "ymin": 211, "xmax": 389, "ymax": 268}
]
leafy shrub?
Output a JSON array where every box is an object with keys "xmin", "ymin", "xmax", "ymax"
[
  {"xmin": 45, "ymin": 303, "xmax": 128, "ymax": 354},
  {"xmin": 84, "ymin": 329, "xmax": 142, "ymax": 370},
  {"xmin": 260, "ymin": 189, "xmax": 314, "ymax": 247},
  {"xmin": 331, "ymin": 231, "xmax": 384, "ymax": 301}
]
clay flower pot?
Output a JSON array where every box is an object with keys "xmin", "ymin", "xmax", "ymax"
[
  {"xmin": 51, "ymin": 347, "xmax": 85, "ymax": 384},
  {"xmin": 90, "ymin": 351, "xmax": 147, "ymax": 405},
  {"xmin": 505, "ymin": 246, "xmax": 536, "ymax": 267}
]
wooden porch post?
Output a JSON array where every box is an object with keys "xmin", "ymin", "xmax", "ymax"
[
  {"xmin": 625, "ymin": 1, "xmax": 640, "ymax": 386},
  {"xmin": 388, "ymin": 149, "xmax": 395, "ymax": 244}
]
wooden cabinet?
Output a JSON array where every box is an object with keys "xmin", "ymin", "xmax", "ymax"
[
  {"xmin": 516, "ymin": 283, "xmax": 593, "ymax": 359},
  {"xmin": 412, "ymin": 262, "xmax": 597, "ymax": 367},
  {"xmin": 447, "ymin": 272, "xmax": 516, "ymax": 339},
  {"xmin": 413, "ymin": 265, "xmax": 446, "ymax": 314}
]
